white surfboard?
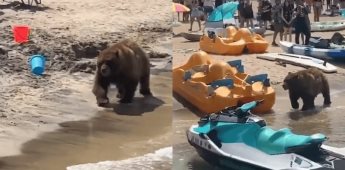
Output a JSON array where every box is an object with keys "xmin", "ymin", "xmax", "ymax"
[
  {"xmin": 256, "ymin": 53, "xmax": 337, "ymax": 73},
  {"xmin": 310, "ymin": 20, "xmax": 345, "ymax": 32}
]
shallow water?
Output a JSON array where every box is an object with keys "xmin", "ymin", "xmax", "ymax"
[
  {"xmin": 0, "ymin": 73, "xmax": 172, "ymax": 170},
  {"xmin": 68, "ymin": 147, "xmax": 172, "ymax": 170},
  {"xmin": 173, "ymin": 84, "xmax": 345, "ymax": 170}
]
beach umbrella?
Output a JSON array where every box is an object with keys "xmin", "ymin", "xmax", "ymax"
[
  {"xmin": 208, "ymin": 2, "xmax": 239, "ymax": 22},
  {"xmin": 172, "ymin": 2, "xmax": 190, "ymax": 12}
]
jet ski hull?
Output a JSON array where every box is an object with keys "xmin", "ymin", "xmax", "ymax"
[
  {"xmin": 187, "ymin": 126, "xmax": 345, "ymax": 170},
  {"xmin": 187, "ymin": 135, "xmax": 269, "ymax": 170},
  {"xmin": 186, "ymin": 101, "xmax": 345, "ymax": 170}
]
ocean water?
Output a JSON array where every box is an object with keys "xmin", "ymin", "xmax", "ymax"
[{"xmin": 67, "ymin": 147, "xmax": 172, "ymax": 170}]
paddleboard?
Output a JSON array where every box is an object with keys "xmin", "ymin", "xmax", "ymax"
[
  {"xmin": 257, "ymin": 53, "xmax": 337, "ymax": 73},
  {"xmin": 310, "ymin": 20, "xmax": 345, "ymax": 32},
  {"xmin": 279, "ymin": 41, "xmax": 345, "ymax": 60},
  {"xmin": 180, "ymin": 32, "xmax": 202, "ymax": 42}
]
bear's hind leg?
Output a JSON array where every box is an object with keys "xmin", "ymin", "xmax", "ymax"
[
  {"xmin": 322, "ymin": 87, "xmax": 331, "ymax": 106},
  {"xmin": 301, "ymin": 95, "xmax": 315, "ymax": 111},
  {"xmin": 119, "ymin": 81, "xmax": 139, "ymax": 103},
  {"xmin": 139, "ymin": 74, "xmax": 152, "ymax": 96},
  {"xmin": 116, "ymin": 83, "xmax": 125, "ymax": 99}
]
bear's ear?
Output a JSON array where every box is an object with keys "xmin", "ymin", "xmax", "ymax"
[
  {"xmin": 122, "ymin": 45, "xmax": 135, "ymax": 57},
  {"xmin": 297, "ymin": 74, "xmax": 303, "ymax": 79},
  {"xmin": 112, "ymin": 50, "xmax": 120, "ymax": 60}
]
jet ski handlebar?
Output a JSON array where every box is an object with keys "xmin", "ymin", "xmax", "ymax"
[
  {"xmin": 202, "ymin": 100, "xmax": 266, "ymax": 126},
  {"xmin": 235, "ymin": 100, "xmax": 264, "ymax": 118},
  {"xmin": 216, "ymin": 100, "xmax": 264, "ymax": 118}
]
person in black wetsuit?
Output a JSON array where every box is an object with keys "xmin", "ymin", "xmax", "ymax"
[{"xmin": 292, "ymin": 0, "xmax": 311, "ymax": 45}]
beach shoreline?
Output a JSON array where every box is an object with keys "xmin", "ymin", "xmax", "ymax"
[{"xmin": 0, "ymin": 0, "xmax": 172, "ymax": 169}]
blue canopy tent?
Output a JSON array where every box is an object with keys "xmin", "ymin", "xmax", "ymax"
[{"xmin": 205, "ymin": 2, "xmax": 239, "ymax": 28}]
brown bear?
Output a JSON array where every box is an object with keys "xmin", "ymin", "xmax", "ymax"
[
  {"xmin": 92, "ymin": 39, "xmax": 152, "ymax": 107},
  {"xmin": 282, "ymin": 68, "xmax": 331, "ymax": 111}
]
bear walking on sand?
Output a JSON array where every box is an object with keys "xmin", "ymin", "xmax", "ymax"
[
  {"xmin": 92, "ymin": 39, "xmax": 152, "ymax": 107},
  {"xmin": 282, "ymin": 68, "xmax": 331, "ymax": 111}
]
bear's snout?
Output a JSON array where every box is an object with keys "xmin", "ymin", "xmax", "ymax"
[
  {"xmin": 282, "ymin": 83, "xmax": 288, "ymax": 90},
  {"xmin": 100, "ymin": 64, "xmax": 111, "ymax": 77}
]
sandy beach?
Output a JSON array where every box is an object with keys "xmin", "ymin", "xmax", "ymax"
[
  {"xmin": 173, "ymin": 1, "xmax": 345, "ymax": 169},
  {"xmin": 173, "ymin": 1, "xmax": 345, "ymax": 89},
  {"xmin": 0, "ymin": 0, "xmax": 172, "ymax": 169}
]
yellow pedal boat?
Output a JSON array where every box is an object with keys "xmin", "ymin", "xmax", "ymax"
[
  {"xmin": 200, "ymin": 26, "xmax": 268, "ymax": 55},
  {"xmin": 199, "ymin": 35, "xmax": 246, "ymax": 55},
  {"xmin": 234, "ymin": 28, "xmax": 269, "ymax": 54},
  {"xmin": 173, "ymin": 51, "xmax": 275, "ymax": 114}
]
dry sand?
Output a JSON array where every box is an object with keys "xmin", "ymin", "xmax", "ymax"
[
  {"xmin": 1, "ymin": 0, "xmax": 171, "ymax": 40},
  {"xmin": 0, "ymin": 0, "xmax": 172, "ymax": 161}
]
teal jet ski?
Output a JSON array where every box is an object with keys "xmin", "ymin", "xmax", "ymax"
[{"xmin": 186, "ymin": 100, "xmax": 345, "ymax": 170}]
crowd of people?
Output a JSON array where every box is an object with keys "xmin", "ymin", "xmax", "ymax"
[
  {"xmin": 175, "ymin": 0, "xmax": 344, "ymax": 46},
  {"xmin": 237, "ymin": 0, "xmax": 313, "ymax": 46}
]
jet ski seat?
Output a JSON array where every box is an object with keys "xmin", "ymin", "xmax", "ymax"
[{"xmin": 256, "ymin": 127, "xmax": 326, "ymax": 155}]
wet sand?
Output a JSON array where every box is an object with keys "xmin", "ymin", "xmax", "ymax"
[
  {"xmin": 172, "ymin": 1, "xmax": 345, "ymax": 169},
  {"xmin": 0, "ymin": 72, "xmax": 172, "ymax": 170}
]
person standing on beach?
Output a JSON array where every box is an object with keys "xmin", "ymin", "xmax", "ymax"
[
  {"xmin": 198, "ymin": 0, "xmax": 203, "ymax": 6},
  {"xmin": 340, "ymin": 0, "xmax": 345, "ymax": 8},
  {"xmin": 293, "ymin": 0, "xmax": 311, "ymax": 45},
  {"xmin": 271, "ymin": 0, "xmax": 284, "ymax": 46},
  {"xmin": 189, "ymin": 0, "xmax": 202, "ymax": 31},
  {"xmin": 313, "ymin": 0, "xmax": 322, "ymax": 22},
  {"xmin": 203, "ymin": 0, "xmax": 215, "ymax": 21},
  {"xmin": 282, "ymin": 0, "xmax": 294, "ymax": 42},
  {"xmin": 305, "ymin": 0, "xmax": 313, "ymax": 11},
  {"xmin": 174, "ymin": 0, "xmax": 184, "ymax": 21},
  {"xmin": 257, "ymin": 0, "xmax": 264, "ymax": 28},
  {"xmin": 184, "ymin": 0, "xmax": 193, "ymax": 22},
  {"xmin": 326, "ymin": 0, "xmax": 331, "ymax": 10},
  {"xmin": 243, "ymin": 0, "xmax": 254, "ymax": 28},
  {"xmin": 238, "ymin": 0, "xmax": 246, "ymax": 27},
  {"xmin": 261, "ymin": 0, "xmax": 272, "ymax": 30}
]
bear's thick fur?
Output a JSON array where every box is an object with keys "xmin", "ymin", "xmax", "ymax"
[
  {"xmin": 92, "ymin": 39, "xmax": 152, "ymax": 107},
  {"xmin": 282, "ymin": 68, "xmax": 331, "ymax": 111}
]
